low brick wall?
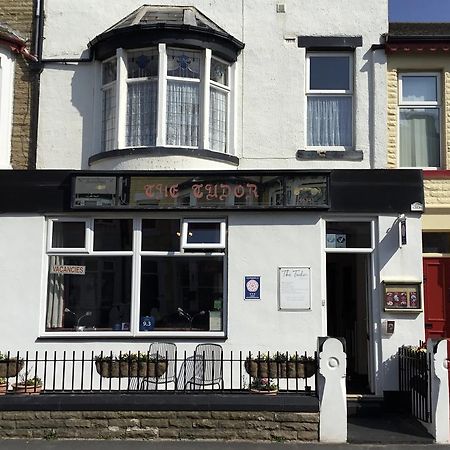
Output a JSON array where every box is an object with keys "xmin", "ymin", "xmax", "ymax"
[{"xmin": 0, "ymin": 410, "xmax": 319, "ymax": 441}]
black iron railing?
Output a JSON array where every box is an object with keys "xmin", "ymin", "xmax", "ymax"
[
  {"xmin": 0, "ymin": 350, "xmax": 317, "ymax": 395},
  {"xmin": 398, "ymin": 345, "xmax": 432, "ymax": 423}
]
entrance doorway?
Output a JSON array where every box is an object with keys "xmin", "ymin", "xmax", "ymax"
[
  {"xmin": 423, "ymin": 258, "xmax": 450, "ymax": 340},
  {"xmin": 326, "ymin": 253, "xmax": 371, "ymax": 394}
]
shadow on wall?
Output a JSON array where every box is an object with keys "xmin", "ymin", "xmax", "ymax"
[
  {"xmin": 377, "ymin": 351, "xmax": 399, "ymax": 392},
  {"xmin": 378, "ymin": 217, "xmax": 401, "ymax": 272},
  {"xmin": 67, "ymin": 50, "xmax": 96, "ymax": 169}
]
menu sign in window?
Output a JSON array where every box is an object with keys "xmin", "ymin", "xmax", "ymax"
[{"xmin": 383, "ymin": 282, "xmax": 422, "ymax": 312}]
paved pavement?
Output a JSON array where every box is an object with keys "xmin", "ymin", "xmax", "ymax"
[{"xmin": 0, "ymin": 441, "xmax": 445, "ymax": 449}]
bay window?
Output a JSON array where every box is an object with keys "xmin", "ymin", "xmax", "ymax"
[
  {"xmin": 306, "ymin": 52, "xmax": 353, "ymax": 148},
  {"xmin": 398, "ymin": 73, "xmax": 441, "ymax": 168},
  {"xmin": 101, "ymin": 45, "xmax": 232, "ymax": 154},
  {"xmin": 45, "ymin": 217, "xmax": 226, "ymax": 336}
]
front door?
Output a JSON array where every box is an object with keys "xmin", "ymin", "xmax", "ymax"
[
  {"xmin": 326, "ymin": 253, "xmax": 371, "ymax": 394},
  {"xmin": 423, "ymin": 258, "xmax": 450, "ymax": 340}
]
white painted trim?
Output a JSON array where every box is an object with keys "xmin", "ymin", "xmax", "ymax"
[
  {"xmin": 157, "ymin": 43, "xmax": 167, "ymax": 146},
  {"xmin": 0, "ymin": 47, "xmax": 14, "ymax": 169},
  {"xmin": 202, "ymin": 49, "xmax": 211, "ymax": 150},
  {"xmin": 116, "ymin": 48, "xmax": 127, "ymax": 149}
]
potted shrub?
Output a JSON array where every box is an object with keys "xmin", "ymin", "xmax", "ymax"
[
  {"xmin": 12, "ymin": 376, "xmax": 42, "ymax": 395},
  {"xmin": 95, "ymin": 352, "xmax": 167, "ymax": 378},
  {"xmin": 250, "ymin": 377, "xmax": 278, "ymax": 395},
  {"xmin": 0, "ymin": 377, "xmax": 8, "ymax": 395},
  {"xmin": 0, "ymin": 352, "xmax": 23, "ymax": 378},
  {"xmin": 244, "ymin": 353, "xmax": 317, "ymax": 379}
]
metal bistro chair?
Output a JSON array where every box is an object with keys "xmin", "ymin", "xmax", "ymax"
[
  {"xmin": 140, "ymin": 342, "xmax": 177, "ymax": 390},
  {"xmin": 180, "ymin": 344, "xmax": 224, "ymax": 390}
]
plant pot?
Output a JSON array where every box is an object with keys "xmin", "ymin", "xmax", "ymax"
[
  {"xmin": 95, "ymin": 360, "xmax": 167, "ymax": 378},
  {"xmin": 244, "ymin": 359, "xmax": 317, "ymax": 379},
  {"xmin": 244, "ymin": 360, "xmax": 285, "ymax": 378},
  {"xmin": 250, "ymin": 388, "xmax": 278, "ymax": 396},
  {"xmin": 0, "ymin": 383, "xmax": 8, "ymax": 395},
  {"xmin": 0, "ymin": 359, "xmax": 24, "ymax": 378},
  {"xmin": 12, "ymin": 384, "xmax": 42, "ymax": 395}
]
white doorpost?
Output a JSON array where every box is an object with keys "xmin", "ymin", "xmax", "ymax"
[{"xmin": 317, "ymin": 337, "xmax": 347, "ymax": 442}]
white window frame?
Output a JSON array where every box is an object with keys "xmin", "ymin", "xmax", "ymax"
[
  {"xmin": 305, "ymin": 52, "xmax": 354, "ymax": 150},
  {"xmin": 47, "ymin": 218, "xmax": 91, "ymax": 253},
  {"xmin": 101, "ymin": 45, "xmax": 234, "ymax": 154},
  {"xmin": 100, "ymin": 56, "xmax": 118, "ymax": 152},
  {"xmin": 398, "ymin": 72, "xmax": 441, "ymax": 169},
  {"xmin": 0, "ymin": 47, "xmax": 14, "ymax": 169},
  {"xmin": 181, "ymin": 218, "xmax": 227, "ymax": 250},
  {"xmin": 43, "ymin": 216, "xmax": 227, "ymax": 338},
  {"xmin": 324, "ymin": 218, "xmax": 375, "ymax": 253}
]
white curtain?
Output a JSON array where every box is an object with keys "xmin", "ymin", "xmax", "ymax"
[
  {"xmin": 307, "ymin": 96, "xmax": 352, "ymax": 147},
  {"xmin": 166, "ymin": 81, "xmax": 199, "ymax": 147},
  {"xmin": 126, "ymin": 81, "xmax": 158, "ymax": 147},
  {"xmin": 210, "ymin": 88, "xmax": 227, "ymax": 152},
  {"xmin": 102, "ymin": 86, "xmax": 116, "ymax": 151},
  {"xmin": 400, "ymin": 108, "xmax": 440, "ymax": 167},
  {"xmin": 46, "ymin": 255, "xmax": 65, "ymax": 329}
]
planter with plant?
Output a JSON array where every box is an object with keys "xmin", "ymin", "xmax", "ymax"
[
  {"xmin": 0, "ymin": 377, "xmax": 8, "ymax": 395},
  {"xmin": 12, "ymin": 371, "xmax": 42, "ymax": 395},
  {"xmin": 0, "ymin": 352, "xmax": 24, "ymax": 378},
  {"xmin": 95, "ymin": 352, "xmax": 167, "ymax": 378},
  {"xmin": 244, "ymin": 353, "xmax": 317, "ymax": 379},
  {"xmin": 250, "ymin": 377, "xmax": 278, "ymax": 395}
]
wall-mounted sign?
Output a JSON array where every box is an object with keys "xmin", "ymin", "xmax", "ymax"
[
  {"xmin": 244, "ymin": 276, "xmax": 261, "ymax": 300},
  {"xmin": 50, "ymin": 265, "xmax": 86, "ymax": 275},
  {"xmin": 383, "ymin": 282, "xmax": 422, "ymax": 312},
  {"xmin": 72, "ymin": 174, "xmax": 329, "ymax": 210},
  {"xmin": 278, "ymin": 267, "xmax": 311, "ymax": 310}
]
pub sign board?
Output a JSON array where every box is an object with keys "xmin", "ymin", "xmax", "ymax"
[{"xmin": 71, "ymin": 174, "xmax": 329, "ymax": 210}]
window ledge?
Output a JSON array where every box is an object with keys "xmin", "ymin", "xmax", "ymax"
[
  {"xmin": 89, "ymin": 147, "xmax": 239, "ymax": 167},
  {"xmin": 296, "ymin": 149, "xmax": 363, "ymax": 161}
]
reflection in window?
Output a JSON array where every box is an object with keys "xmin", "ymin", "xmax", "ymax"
[
  {"xmin": 142, "ymin": 219, "xmax": 180, "ymax": 251},
  {"xmin": 94, "ymin": 219, "xmax": 133, "ymax": 251},
  {"xmin": 140, "ymin": 256, "xmax": 223, "ymax": 331},
  {"xmin": 46, "ymin": 256, "xmax": 132, "ymax": 331},
  {"xmin": 52, "ymin": 222, "xmax": 85, "ymax": 248},
  {"xmin": 422, "ymin": 232, "xmax": 450, "ymax": 253},
  {"xmin": 326, "ymin": 222, "xmax": 372, "ymax": 249}
]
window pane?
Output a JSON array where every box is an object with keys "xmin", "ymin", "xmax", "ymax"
[
  {"xmin": 307, "ymin": 96, "xmax": 352, "ymax": 146},
  {"xmin": 142, "ymin": 219, "xmax": 180, "ymax": 251},
  {"xmin": 140, "ymin": 256, "xmax": 223, "ymax": 331},
  {"xmin": 326, "ymin": 222, "xmax": 371, "ymax": 248},
  {"xmin": 166, "ymin": 80, "xmax": 199, "ymax": 147},
  {"xmin": 102, "ymin": 60, "xmax": 116, "ymax": 85},
  {"xmin": 422, "ymin": 232, "xmax": 450, "ymax": 253},
  {"xmin": 52, "ymin": 222, "xmax": 85, "ymax": 248},
  {"xmin": 46, "ymin": 256, "xmax": 132, "ymax": 331},
  {"xmin": 399, "ymin": 108, "xmax": 440, "ymax": 167},
  {"xmin": 211, "ymin": 59, "xmax": 228, "ymax": 85},
  {"xmin": 402, "ymin": 76, "xmax": 437, "ymax": 102},
  {"xmin": 210, "ymin": 88, "xmax": 227, "ymax": 152},
  {"xmin": 127, "ymin": 49, "xmax": 158, "ymax": 78},
  {"xmin": 310, "ymin": 56, "xmax": 350, "ymax": 90},
  {"xmin": 102, "ymin": 86, "xmax": 116, "ymax": 151},
  {"xmin": 126, "ymin": 81, "xmax": 158, "ymax": 147},
  {"xmin": 167, "ymin": 49, "xmax": 201, "ymax": 78},
  {"xmin": 187, "ymin": 222, "xmax": 221, "ymax": 244},
  {"xmin": 94, "ymin": 219, "xmax": 133, "ymax": 251}
]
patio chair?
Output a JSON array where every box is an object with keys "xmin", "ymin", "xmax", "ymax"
[
  {"xmin": 139, "ymin": 342, "xmax": 177, "ymax": 390},
  {"xmin": 178, "ymin": 343, "xmax": 223, "ymax": 390}
]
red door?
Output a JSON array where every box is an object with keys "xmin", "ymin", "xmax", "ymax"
[{"xmin": 423, "ymin": 258, "xmax": 450, "ymax": 340}]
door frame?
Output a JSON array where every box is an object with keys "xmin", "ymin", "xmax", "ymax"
[{"xmin": 321, "ymin": 217, "xmax": 377, "ymax": 394}]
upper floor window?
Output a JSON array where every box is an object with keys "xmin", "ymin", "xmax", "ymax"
[
  {"xmin": 306, "ymin": 52, "xmax": 353, "ymax": 148},
  {"xmin": 399, "ymin": 73, "xmax": 441, "ymax": 168},
  {"xmin": 0, "ymin": 47, "xmax": 14, "ymax": 169},
  {"xmin": 101, "ymin": 45, "xmax": 232, "ymax": 154}
]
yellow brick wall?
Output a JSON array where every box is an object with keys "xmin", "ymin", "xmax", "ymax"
[
  {"xmin": 2, "ymin": 0, "xmax": 36, "ymax": 169},
  {"xmin": 388, "ymin": 54, "xmax": 450, "ymax": 209}
]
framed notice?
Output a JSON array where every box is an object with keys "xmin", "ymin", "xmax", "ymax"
[
  {"xmin": 383, "ymin": 282, "xmax": 422, "ymax": 312},
  {"xmin": 278, "ymin": 267, "xmax": 311, "ymax": 311}
]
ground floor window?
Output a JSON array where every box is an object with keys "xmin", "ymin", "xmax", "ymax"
[{"xmin": 45, "ymin": 217, "xmax": 226, "ymax": 335}]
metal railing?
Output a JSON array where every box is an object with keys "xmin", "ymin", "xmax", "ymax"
[
  {"xmin": 0, "ymin": 350, "xmax": 317, "ymax": 395},
  {"xmin": 398, "ymin": 345, "xmax": 432, "ymax": 423}
]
